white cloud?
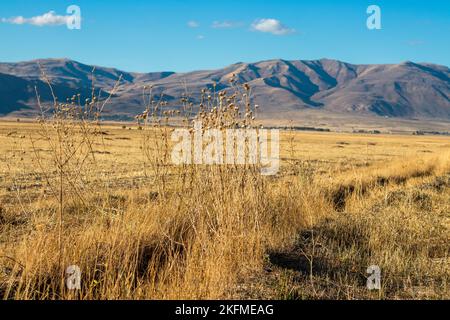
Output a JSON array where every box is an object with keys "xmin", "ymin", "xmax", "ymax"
[
  {"xmin": 187, "ymin": 20, "xmax": 199, "ymax": 28},
  {"xmin": 196, "ymin": 35, "xmax": 205, "ymax": 40},
  {"xmin": 251, "ymin": 18, "xmax": 295, "ymax": 35},
  {"xmin": 212, "ymin": 21, "xmax": 242, "ymax": 29},
  {"xmin": 2, "ymin": 11, "xmax": 71, "ymax": 26}
]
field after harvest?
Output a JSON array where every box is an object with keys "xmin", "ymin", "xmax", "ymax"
[{"xmin": 0, "ymin": 120, "xmax": 449, "ymax": 300}]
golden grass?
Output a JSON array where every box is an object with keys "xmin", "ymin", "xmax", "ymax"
[{"xmin": 0, "ymin": 117, "xmax": 448, "ymax": 300}]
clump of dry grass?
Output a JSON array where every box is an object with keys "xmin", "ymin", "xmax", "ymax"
[{"xmin": 1, "ymin": 71, "xmax": 300, "ymax": 299}]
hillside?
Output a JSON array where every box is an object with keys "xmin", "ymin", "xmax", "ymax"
[{"xmin": 0, "ymin": 58, "xmax": 448, "ymax": 121}]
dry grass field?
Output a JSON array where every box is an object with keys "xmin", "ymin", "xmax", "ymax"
[{"xmin": 0, "ymin": 116, "xmax": 448, "ymax": 300}]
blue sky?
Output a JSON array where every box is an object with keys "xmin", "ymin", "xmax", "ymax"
[{"xmin": 0, "ymin": 0, "xmax": 449, "ymax": 72}]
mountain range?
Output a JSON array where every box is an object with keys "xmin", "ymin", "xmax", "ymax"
[{"xmin": 0, "ymin": 58, "xmax": 449, "ymax": 122}]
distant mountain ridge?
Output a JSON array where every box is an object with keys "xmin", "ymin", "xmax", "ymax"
[{"xmin": 0, "ymin": 58, "xmax": 449, "ymax": 120}]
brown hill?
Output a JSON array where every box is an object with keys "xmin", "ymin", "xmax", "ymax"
[{"xmin": 0, "ymin": 58, "xmax": 448, "ymax": 121}]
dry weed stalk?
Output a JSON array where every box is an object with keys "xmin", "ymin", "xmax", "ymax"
[{"xmin": 31, "ymin": 64, "xmax": 122, "ymax": 272}]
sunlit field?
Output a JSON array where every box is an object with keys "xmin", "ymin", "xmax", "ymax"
[{"xmin": 1, "ymin": 118, "xmax": 448, "ymax": 300}]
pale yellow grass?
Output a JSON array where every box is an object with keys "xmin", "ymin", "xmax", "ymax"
[{"xmin": 0, "ymin": 121, "xmax": 449, "ymax": 299}]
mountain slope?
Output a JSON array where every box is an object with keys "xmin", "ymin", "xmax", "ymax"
[
  {"xmin": 0, "ymin": 71, "xmax": 96, "ymax": 116},
  {"xmin": 314, "ymin": 61, "xmax": 450, "ymax": 118},
  {"xmin": 0, "ymin": 58, "xmax": 448, "ymax": 120}
]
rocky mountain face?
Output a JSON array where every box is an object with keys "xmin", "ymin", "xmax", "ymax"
[{"xmin": 0, "ymin": 58, "xmax": 448, "ymax": 120}]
